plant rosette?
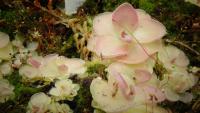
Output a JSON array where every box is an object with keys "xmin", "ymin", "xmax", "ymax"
[
  {"xmin": 0, "ymin": 32, "xmax": 13, "ymax": 60},
  {"xmin": 185, "ymin": 0, "xmax": 200, "ymax": 7},
  {"xmin": 19, "ymin": 54, "xmax": 86, "ymax": 81},
  {"xmin": 49, "ymin": 79, "xmax": 80, "ymax": 101},
  {"xmin": 87, "ymin": 3, "xmax": 166, "ymax": 64},
  {"xmin": 158, "ymin": 45, "xmax": 198, "ymax": 102},
  {"xmin": 26, "ymin": 92, "xmax": 73, "ymax": 113},
  {"xmin": 90, "ymin": 62, "xmax": 165, "ymax": 113},
  {"xmin": 0, "ymin": 79, "xmax": 15, "ymax": 103},
  {"xmin": 0, "ymin": 61, "xmax": 13, "ymax": 76},
  {"xmin": 122, "ymin": 104, "xmax": 171, "ymax": 113}
]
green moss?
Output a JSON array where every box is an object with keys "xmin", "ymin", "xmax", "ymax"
[
  {"xmin": 0, "ymin": 10, "xmax": 17, "ymax": 23},
  {"xmin": 86, "ymin": 61, "xmax": 106, "ymax": 75},
  {"xmin": 139, "ymin": 0, "xmax": 156, "ymax": 13},
  {"xmin": 0, "ymin": 10, "xmax": 18, "ymax": 37},
  {"xmin": 2, "ymin": 71, "xmax": 41, "ymax": 113},
  {"xmin": 82, "ymin": 0, "xmax": 100, "ymax": 14},
  {"xmin": 63, "ymin": 35, "xmax": 80, "ymax": 58},
  {"xmin": 83, "ymin": 0, "xmax": 155, "ymax": 14},
  {"xmin": 101, "ymin": 0, "xmax": 138, "ymax": 12},
  {"xmin": 5, "ymin": 71, "xmax": 41, "ymax": 98},
  {"xmin": 0, "ymin": 100, "xmax": 26, "ymax": 113},
  {"xmin": 73, "ymin": 77, "xmax": 94, "ymax": 113},
  {"xmin": 153, "ymin": 59, "xmax": 168, "ymax": 80},
  {"xmin": 0, "ymin": 1, "xmax": 29, "ymax": 38}
]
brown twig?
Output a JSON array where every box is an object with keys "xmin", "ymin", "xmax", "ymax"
[{"xmin": 165, "ymin": 39, "xmax": 200, "ymax": 55}]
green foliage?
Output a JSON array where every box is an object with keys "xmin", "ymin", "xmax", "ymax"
[
  {"xmin": 5, "ymin": 71, "xmax": 41, "ymax": 97},
  {"xmin": 82, "ymin": 0, "xmax": 101, "ymax": 14},
  {"xmin": 2, "ymin": 71, "xmax": 41, "ymax": 113},
  {"xmin": 0, "ymin": 1, "xmax": 28, "ymax": 38},
  {"xmin": 0, "ymin": 10, "xmax": 19, "ymax": 37},
  {"xmin": 84, "ymin": 0, "xmax": 156, "ymax": 14},
  {"xmin": 86, "ymin": 61, "xmax": 106, "ymax": 75},
  {"xmin": 153, "ymin": 59, "xmax": 168, "ymax": 80},
  {"xmin": 0, "ymin": 100, "xmax": 26, "ymax": 113},
  {"xmin": 73, "ymin": 77, "xmax": 94, "ymax": 113},
  {"xmin": 139, "ymin": 0, "xmax": 156, "ymax": 13},
  {"xmin": 63, "ymin": 35, "xmax": 80, "ymax": 58},
  {"xmin": 160, "ymin": 101, "xmax": 192, "ymax": 113}
]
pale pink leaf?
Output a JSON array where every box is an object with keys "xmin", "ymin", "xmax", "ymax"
[
  {"xmin": 110, "ymin": 70, "xmax": 135, "ymax": 100},
  {"xmin": 133, "ymin": 18, "xmax": 167, "ymax": 43},
  {"xmin": 135, "ymin": 69, "xmax": 152, "ymax": 83},
  {"xmin": 93, "ymin": 12, "xmax": 115, "ymax": 36},
  {"xmin": 94, "ymin": 36, "xmax": 128, "ymax": 58},
  {"xmin": 117, "ymin": 40, "xmax": 162, "ymax": 64},
  {"xmin": 143, "ymin": 85, "xmax": 166, "ymax": 103},
  {"xmin": 112, "ymin": 3, "xmax": 138, "ymax": 34},
  {"xmin": 58, "ymin": 64, "xmax": 68, "ymax": 73},
  {"xmin": 27, "ymin": 58, "xmax": 41, "ymax": 68},
  {"xmin": 0, "ymin": 32, "xmax": 10, "ymax": 48},
  {"xmin": 117, "ymin": 43, "xmax": 149, "ymax": 64}
]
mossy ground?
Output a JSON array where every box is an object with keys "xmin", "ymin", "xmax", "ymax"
[{"xmin": 0, "ymin": 0, "xmax": 199, "ymax": 113}]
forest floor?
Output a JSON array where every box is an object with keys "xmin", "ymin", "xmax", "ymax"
[{"xmin": 0, "ymin": 0, "xmax": 199, "ymax": 113}]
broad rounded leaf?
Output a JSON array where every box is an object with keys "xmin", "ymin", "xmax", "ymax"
[
  {"xmin": 142, "ymin": 39, "xmax": 163, "ymax": 54},
  {"xmin": 179, "ymin": 92, "xmax": 193, "ymax": 103},
  {"xmin": 0, "ymin": 32, "xmax": 10, "ymax": 48},
  {"xmin": 27, "ymin": 57, "xmax": 42, "ymax": 68},
  {"xmin": 129, "ymin": 58, "xmax": 155, "ymax": 74},
  {"xmin": 56, "ymin": 57, "xmax": 86, "ymax": 75},
  {"xmin": 0, "ymin": 43, "xmax": 13, "ymax": 60},
  {"xmin": 0, "ymin": 79, "xmax": 15, "ymax": 103},
  {"xmin": 124, "ymin": 105, "xmax": 171, "ymax": 113},
  {"xmin": 117, "ymin": 40, "xmax": 162, "ymax": 64},
  {"xmin": 0, "ymin": 62, "xmax": 12, "ymax": 75},
  {"xmin": 89, "ymin": 35, "xmax": 128, "ymax": 58},
  {"xmin": 112, "ymin": 3, "xmax": 138, "ymax": 34},
  {"xmin": 136, "ymin": 9, "xmax": 151, "ymax": 20},
  {"xmin": 117, "ymin": 43, "xmax": 149, "ymax": 64},
  {"xmin": 133, "ymin": 17, "xmax": 167, "ymax": 43},
  {"xmin": 19, "ymin": 65, "xmax": 40, "ymax": 79},
  {"xmin": 135, "ymin": 69, "xmax": 152, "ymax": 83},
  {"xmin": 27, "ymin": 92, "xmax": 51, "ymax": 113},
  {"xmin": 143, "ymin": 85, "xmax": 166, "ymax": 103},
  {"xmin": 158, "ymin": 45, "xmax": 189, "ymax": 69},
  {"xmin": 164, "ymin": 87, "xmax": 180, "ymax": 102},
  {"xmin": 93, "ymin": 12, "xmax": 116, "ymax": 36},
  {"xmin": 90, "ymin": 77, "xmax": 135, "ymax": 113}
]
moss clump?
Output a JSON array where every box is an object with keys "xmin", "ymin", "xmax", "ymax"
[
  {"xmin": 2, "ymin": 72, "xmax": 41, "ymax": 113},
  {"xmin": 153, "ymin": 60, "xmax": 168, "ymax": 80},
  {"xmin": 72, "ymin": 77, "xmax": 94, "ymax": 113},
  {"xmin": 139, "ymin": 0, "xmax": 156, "ymax": 13},
  {"xmin": 86, "ymin": 61, "xmax": 107, "ymax": 80},
  {"xmin": 0, "ymin": 3, "xmax": 28, "ymax": 38},
  {"xmin": 83, "ymin": 0, "xmax": 156, "ymax": 14}
]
